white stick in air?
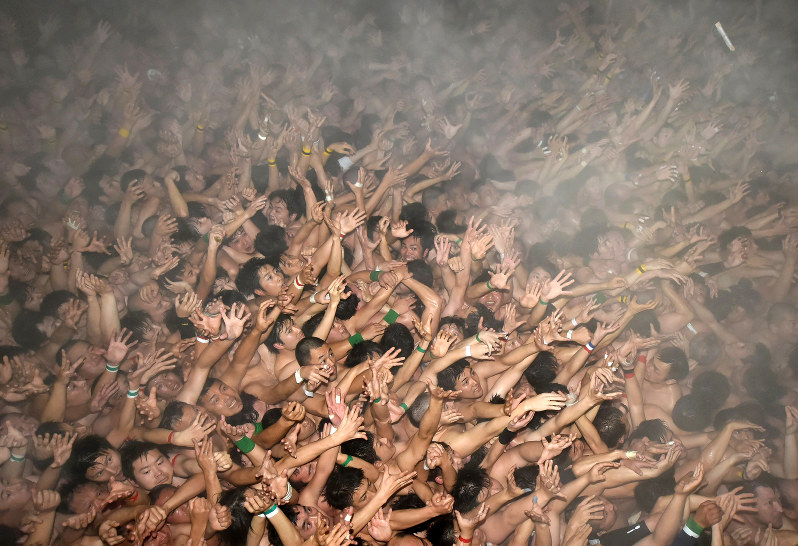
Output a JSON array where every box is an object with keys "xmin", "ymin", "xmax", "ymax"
[{"xmin": 715, "ymin": 22, "xmax": 736, "ymax": 51}]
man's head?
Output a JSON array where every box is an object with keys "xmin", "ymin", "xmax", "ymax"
[
  {"xmin": 264, "ymin": 314, "xmax": 304, "ymax": 353},
  {"xmin": 399, "ymin": 222, "xmax": 436, "ymax": 261},
  {"xmin": 236, "ymin": 257, "xmax": 285, "ymax": 298},
  {"xmin": 741, "ymin": 481, "xmax": 784, "ymax": 529},
  {"xmin": 119, "ymin": 441, "xmax": 173, "ymax": 491},
  {"xmin": 199, "ymin": 378, "xmax": 243, "ymax": 417},
  {"xmin": 266, "ymin": 190, "xmax": 302, "ymax": 227},
  {"xmin": 437, "ymin": 359, "xmax": 483, "ymax": 399},
  {"xmin": 767, "ymin": 303, "xmax": 798, "ymax": 343},
  {"xmin": 644, "ymin": 347, "xmax": 689, "ymax": 384},
  {"xmin": 323, "ymin": 465, "xmax": 368, "ymax": 509},
  {"xmin": 67, "ymin": 435, "xmax": 121, "ymax": 483},
  {"xmin": 295, "ymin": 337, "xmax": 336, "ymax": 379}
]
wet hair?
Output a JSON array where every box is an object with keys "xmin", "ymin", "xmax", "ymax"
[
  {"xmin": 235, "ymin": 257, "xmax": 281, "ymax": 297},
  {"xmin": 452, "ymin": 467, "xmax": 491, "ymax": 512},
  {"xmin": 269, "ymin": 188, "xmax": 304, "ymax": 220},
  {"xmin": 690, "ymin": 332, "xmax": 722, "ymax": 367},
  {"xmin": 119, "ymin": 169, "xmax": 147, "ymax": 191},
  {"xmin": 523, "ymin": 351, "xmax": 559, "ymax": 392},
  {"xmin": 437, "ymin": 359, "xmax": 470, "ymax": 391},
  {"xmin": 334, "ymin": 287, "xmax": 359, "ymax": 320},
  {"xmin": 323, "ymin": 465, "xmax": 364, "ymax": 509},
  {"xmin": 32, "ymin": 421, "xmax": 70, "ymax": 470},
  {"xmin": 628, "ymin": 419, "xmax": 670, "ymax": 444},
  {"xmin": 427, "ymin": 515, "xmax": 457, "ymax": 546},
  {"xmin": 659, "ymin": 347, "xmax": 689, "ymax": 381},
  {"xmin": 11, "ymin": 309, "xmax": 47, "ymax": 349},
  {"xmin": 119, "ymin": 441, "xmax": 165, "ymax": 482},
  {"xmin": 218, "ymin": 487, "xmax": 253, "ymax": 545},
  {"xmin": 406, "ymin": 259, "xmax": 434, "ymax": 288},
  {"xmin": 300, "ymin": 312, "xmax": 325, "ymax": 339},
  {"xmin": 159, "ymin": 401, "xmax": 191, "ymax": 430},
  {"xmin": 341, "ymin": 431, "xmax": 380, "ymax": 464},
  {"xmin": 402, "ymin": 220, "xmax": 437, "ymax": 253},
  {"xmin": 380, "ymin": 323, "xmax": 414, "ymax": 359},
  {"xmin": 672, "ymin": 395, "xmax": 712, "ymax": 431},
  {"xmin": 691, "ymin": 371, "xmax": 730, "ymax": 410},
  {"xmin": 295, "ymin": 337, "xmax": 326, "ymax": 366},
  {"xmin": 65, "ymin": 435, "xmax": 115, "ymax": 481},
  {"xmin": 343, "ymin": 340, "xmax": 383, "ymax": 368},
  {"xmin": 40, "ymin": 290, "xmax": 79, "ymax": 318},
  {"xmin": 263, "ymin": 314, "xmax": 297, "ymax": 353},
  {"xmin": 400, "ymin": 202, "xmax": 428, "ymax": 227},
  {"xmin": 718, "ymin": 226, "xmax": 753, "ymax": 252},
  {"xmin": 513, "ymin": 464, "xmax": 541, "ymax": 491},
  {"xmin": 216, "ymin": 289, "xmax": 248, "ymax": 308},
  {"xmin": 634, "ymin": 470, "xmax": 676, "ymax": 513},
  {"xmin": 593, "ymin": 405, "xmax": 627, "ymax": 448},
  {"xmin": 436, "ymin": 209, "xmax": 466, "ymax": 234},
  {"xmin": 254, "ymin": 226, "xmax": 288, "ymax": 260},
  {"xmin": 119, "ymin": 310, "xmax": 152, "ymax": 345},
  {"xmin": 629, "ymin": 310, "xmax": 661, "ymax": 337},
  {"xmin": 438, "ymin": 316, "xmax": 466, "ymax": 337}
]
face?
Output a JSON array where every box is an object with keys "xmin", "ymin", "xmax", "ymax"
[
  {"xmin": 0, "ymin": 478, "xmax": 33, "ymax": 511},
  {"xmin": 68, "ymin": 482, "xmax": 104, "ymax": 514},
  {"xmin": 149, "ymin": 371, "xmax": 183, "ymax": 400},
  {"xmin": 185, "ymin": 169, "xmax": 206, "ymax": 192},
  {"xmin": 527, "ymin": 266, "xmax": 552, "ymax": 286},
  {"xmin": 291, "ymin": 460, "xmax": 317, "ymax": 484},
  {"xmin": 478, "ymin": 288, "xmax": 503, "ymax": 313},
  {"xmin": 257, "ymin": 264, "xmax": 285, "ymax": 297},
  {"xmin": 279, "ymin": 255, "xmax": 306, "ymax": 277},
  {"xmin": 202, "ymin": 381, "xmax": 243, "ymax": 417},
  {"xmin": 755, "ymin": 486, "xmax": 784, "ymax": 528},
  {"xmin": 374, "ymin": 436, "xmax": 396, "ymax": 461},
  {"xmin": 596, "ymin": 496, "xmax": 618, "ymax": 532},
  {"xmin": 173, "ymin": 405, "xmax": 213, "ymax": 432},
  {"xmin": 644, "ymin": 354, "xmax": 672, "ymax": 384},
  {"xmin": 352, "ymin": 476, "xmax": 375, "ymax": 508},
  {"xmin": 776, "ymin": 311, "xmax": 798, "ymax": 343},
  {"xmin": 456, "ymin": 366, "xmax": 483, "ymax": 399},
  {"xmin": 276, "ymin": 319, "xmax": 304, "ymax": 351},
  {"xmin": 67, "ymin": 378, "xmax": 92, "ymax": 407},
  {"xmin": 400, "ymin": 236, "xmax": 425, "ymax": 261},
  {"xmin": 295, "ymin": 504, "xmax": 326, "ymax": 539},
  {"xmin": 87, "ymin": 450, "xmax": 122, "ymax": 482},
  {"xmin": 70, "ymin": 342, "xmax": 108, "ymax": 379},
  {"xmin": 268, "ymin": 198, "xmax": 294, "ymax": 227},
  {"xmin": 307, "ymin": 344, "xmax": 337, "ymax": 380},
  {"xmin": 132, "ymin": 450, "xmax": 174, "ymax": 491},
  {"xmin": 596, "ymin": 231, "xmax": 626, "ymax": 260},
  {"xmin": 228, "ymin": 229, "xmax": 254, "ymax": 254}
]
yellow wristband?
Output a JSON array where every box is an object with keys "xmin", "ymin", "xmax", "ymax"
[
  {"xmin": 118, "ymin": 128, "xmax": 131, "ymax": 138},
  {"xmin": 196, "ymin": 125, "xmax": 205, "ymax": 131}
]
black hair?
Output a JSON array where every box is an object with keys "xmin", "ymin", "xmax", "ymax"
[
  {"xmin": 437, "ymin": 359, "xmax": 470, "ymax": 391},
  {"xmin": 323, "ymin": 465, "xmax": 365, "ymax": 509},
  {"xmin": 32, "ymin": 421, "xmax": 70, "ymax": 470},
  {"xmin": 400, "ymin": 202, "xmax": 429, "ymax": 227},
  {"xmin": 295, "ymin": 337, "xmax": 325, "ymax": 366},
  {"xmin": 334, "ymin": 287, "xmax": 359, "ymax": 320},
  {"xmin": 406, "ymin": 258, "xmax": 434, "ymax": 288},
  {"xmin": 427, "ymin": 515, "xmax": 457, "ymax": 546},
  {"xmin": 593, "ymin": 404, "xmax": 627, "ymax": 448},
  {"xmin": 65, "ymin": 435, "xmax": 115, "ymax": 481},
  {"xmin": 523, "ymin": 352, "xmax": 559, "ymax": 392},
  {"xmin": 380, "ymin": 323, "xmax": 414, "ymax": 359},
  {"xmin": 227, "ymin": 391, "xmax": 261, "ymax": 426},
  {"xmin": 263, "ymin": 314, "xmax": 297, "ymax": 354},
  {"xmin": 300, "ymin": 312, "xmax": 325, "ymax": 339},
  {"xmin": 628, "ymin": 419, "xmax": 670, "ymax": 444},
  {"xmin": 401, "ymin": 220, "xmax": 437, "ymax": 253},
  {"xmin": 236, "ymin": 257, "xmax": 281, "ymax": 297},
  {"xmin": 438, "ymin": 316, "xmax": 466, "ymax": 337},
  {"xmin": 436, "ymin": 209, "xmax": 466, "ymax": 234},
  {"xmin": 691, "ymin": 371, "xmax": 730, "ymax": 410},
  {"xmin": 120, "ymin": 310, "xmax": 153, "ymax": 345},
  {"xmin": 659, "ymin": 347, "xmax": 689, "ymax": 381},
  {"xmin": 513, "ymin": 464, "xmax": 541, "ymax": 491},
  {"xmin": 119, "ymin": 169, "xmax": 147, "ymax": 192},
  {"xmin": 269, "ymin": 188, "xmax": 304, "ymax": 220},
  {"xmin": 11, "ymin": 309, "xmax": 47, "ymax": 349},
  {"xmin": 718, "ymin": 226, "xmax": 753, "ymax": 252},
  {"xmin": 690, "ymin": 332, "xmax": 722, "ymax": 367},
  {"xmin": 159, "ymin": 401, "xmax": 190, "ymax": 430},
  {"xmin": 634, "ymin": 470, "xmax": 676, "ymax": 513},
  {"xmin": 672, "ymin": 395, "xmax": 712, "ymax": 431},
  {"xmin": 254, "ymin": 226, "xmax": 288, "ymax": 260},
  {"xmin": 452, "ymin": 467, "xmax": 491, "ymax": 512},
  {"xmin": 119, "ymin": 441, "xmax": 165, "ymax": 483},
  {"xmin": 407, "ymin": 393, "xmax": 430, "ymax": 428},
  {"xmin": 629, "ymin": 310, "xmax": 661, "ymax": 337},
  {"xmin": 344, "ymin": 341, "xmax": 383, "ymax": 368},
  {"xmin": 218, "ymin": 487, "xmax": 253, "ymax": 545},
  {"xmin": 341, "ymin": 432, "xmax": 380, "ymax": 464},
  {"xmin": 40, "ymin": 290, "xmax": 79, "ymax": 318}
]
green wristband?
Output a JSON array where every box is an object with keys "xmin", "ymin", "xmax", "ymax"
[
  {"xmin": 400, "ymin": 402, "xmax": 409, "ymax": 412},
  {"xmin": 373, "ymin": 397, "xmax": 382, "ymax": 404},
  {"xmin": 202, "ymin": 232, "xmax": 210, "ymax": 243},
  {"xmin": 234, "ymin": 436, "xmax": 256, "ymax": 454},
  {"xmin": 342, "ymin": 455, "xmax": 353, "ymax": 467},
  {"xmin": 684, "ymin": 517, "xmax": 704, "ymax": 538},
  {"xmin": 383, "ymin": 309, "xmax": 399, "ymax": 324},
  {"xmin": 369, "ymin": 270, "xmax": 381, "ymax": 282},
  {"xmin": 0, "ymin": 291, "xmax": 14, "ymax": 306},
  {"xmin": 538, "ymin": 298, "xmax": 549, "ymax": 306},
  {"xmin": 9, "ymin": 453, "xmax": 25, "ymax": 462},
  {"xmin": 254, "ymin": 423, "xmax": 263, "ymax": 434},
  {"xmin": 416, "ymin": 345, "xmax": 426, "ymax": 354},
  {"xmin": 475, "ymin": 333, "xmax": 482, "ymax": 343},
  {"xmin": 455, "ymin": 238, "xmax": 463, "ymax": 245},
  {"xmin": 486, "ymin": 280, "xmax": 494, "ymax": 291},
  {"xmin": 348, "ymin": 333, "xmax": 364, "ymax": 347}
]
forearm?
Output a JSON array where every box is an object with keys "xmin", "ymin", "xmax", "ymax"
[
  {"xmin": 39, "ymin": 382, "xmax": 67, "ymax": 423},
  {"xmin": 99, "ymin": 293, "xmax": 121, "ymax": 343},
  {"xmin": 85, "ymin": 295, "xmax": 103, "ymax": 345},
  {"xmin": 22, "ymin": 510, "xmax": 55, "ymax": 546},
  {"xmin": 785, "ymin": 432, "xmax": 798, "ymax": 479},
  {"xmin": 164, "ymin": 179, "xmax": 189, "ymax": 218},
  {"xmin": 651, "ymin": 493, "xmax": 689, "ymax": 546}
]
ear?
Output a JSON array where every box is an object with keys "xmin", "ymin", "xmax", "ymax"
[
  {"xmin": 254, "ymin": 288, "xmax": 266, "ymax": 297},
  {"xmin": 289, "ymin": 213, "xmax": 298, "ymax": 223},
  {"xmin": 468, "ymin": 192, "xmax": 479, "ymax": 206},
  {"xmin": 274, "ymin": 343, "xmax": 285, "ymax": 351},
  {"xmin": 665, "ymin": 379, "xmax": 677, "ymax": 385}
]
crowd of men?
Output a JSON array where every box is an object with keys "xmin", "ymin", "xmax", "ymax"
[{"xmin": 2, "ymin": 0, "xmax": 798, "ymax": 544}]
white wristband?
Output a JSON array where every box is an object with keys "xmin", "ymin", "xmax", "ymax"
[
  {"xmin": 572, "ymin": 318, "xmax": 578, "ymax": 327},
  {"xmin": 566, "ymin": 330, "xmax": 573, "ymax": 340},
  {"xmin": 294, "ymin": 368, "xmax": 303, "ymax": 384},
  {"xmin": 196, "ymin": 336, "xmax": 210, "ymax": 344},
  {"xmin": 354, "ymin": 182, "xmax": 363, "ymax": 188},
  {"xmin": 329, "ymin": 426, "xmax": 337, "ymax": 434},
  {"xmin": 465, "ymin": 345, "xmax": 472, "ymax": 357},
  {"xmin": 309, "ymin": 292, "xmax": 317, "ymax": 304},
  {"xmin": 338, "ymin": 156, "xmax": 354, "ymax": 171},
  {"xmin": 303, "ymin": 386, "xmax": 315, "ymax": 398},
  {"xmin": 281, "ymin": 483, "xmax": 293, "ymax": 503}
]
